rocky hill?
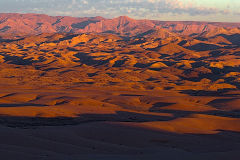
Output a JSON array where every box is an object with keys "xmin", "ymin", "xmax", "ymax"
[{"xmin": 0, "ymin": 13, "xmax": 240, "ymax": 37}]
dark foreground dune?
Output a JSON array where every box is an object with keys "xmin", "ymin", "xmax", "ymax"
[{"xmin": 1, "ymin": 121, "xmax": 240, "ymax": 160}]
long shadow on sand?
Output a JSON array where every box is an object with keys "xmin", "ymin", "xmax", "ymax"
[
  {"xmin": 0, "ymin": 103, "xmax": 47, "ymax": 107},
  {"xmin": 0, "ymin": 111, "xmax": 171, "ymax": 128},
  {"xmin": 180, "ymin": 89, "xmax": 239, "ymax": 97},
  {"xmin": 0, "ymin": 108, "xmax": 240, "ymax": 128}
]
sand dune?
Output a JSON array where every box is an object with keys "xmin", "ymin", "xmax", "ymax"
[{"xmin": 0, "ymin": 17, "xmax": 240, "ymax": 159}]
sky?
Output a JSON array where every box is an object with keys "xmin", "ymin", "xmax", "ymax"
[{"xmin": 0, "ymin": 0, "xmax": 240, "ymax": 22}]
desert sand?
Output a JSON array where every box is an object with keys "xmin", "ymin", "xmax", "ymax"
[{"xmin": 0, "ymin": 13, "xmax": 240, "ymax": 159}]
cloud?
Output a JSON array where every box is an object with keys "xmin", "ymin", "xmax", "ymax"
[
  {"xmin": 110, "ymin": 0, "xmax": 227, "ymax": 15},
  {"xmin": 66, "ymin": 0, "xmax": 229, "ymax": 16},
  {"xmin": 0, "ymin": 0, "xmax": 237, "ymax": 22}
]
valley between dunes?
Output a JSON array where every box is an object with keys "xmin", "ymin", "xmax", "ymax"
[{"xmin": 1, "ymin": 13, "xmax": 240, "ymax": 159}]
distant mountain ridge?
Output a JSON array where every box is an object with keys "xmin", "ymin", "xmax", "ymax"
[{"xmin": 0, "ymin": 13, "xmax": 240, "ymax": 37}]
